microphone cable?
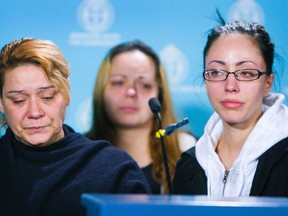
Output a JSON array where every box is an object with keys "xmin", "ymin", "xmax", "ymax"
[{"xmin": 148, "ymin": 97, "xmax": 173, "ymax": 195}]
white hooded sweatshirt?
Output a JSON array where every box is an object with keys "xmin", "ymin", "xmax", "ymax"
[{"xmin": 196, "ymin": 93, "xmax": 288, "ymax": 197}]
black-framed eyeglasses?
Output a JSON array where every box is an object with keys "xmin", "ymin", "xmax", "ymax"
[{"xmin": 203, "ymin": 69, "xmax": 271, "ymax": 82}]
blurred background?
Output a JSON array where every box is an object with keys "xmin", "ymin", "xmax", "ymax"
[{"xmin": 1, "ymin": 0, "xmax": 287, "ymax": 138}]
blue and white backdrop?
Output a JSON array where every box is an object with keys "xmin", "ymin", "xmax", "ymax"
[{"xmin": 1, "ymin": 0, "xmax": 288, "ymax": 137}]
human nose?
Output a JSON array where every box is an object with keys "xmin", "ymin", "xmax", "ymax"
[
  {"xmin": 27, "ymin": 98, "xmax": 44, "ymax": 118},
  {"xmin": 224, "ymin": 72, "xmax": 240, "ymax": 93},
  {"xmin": 126, "ymin": 84, "xmax": 137, "ymax": 98}
]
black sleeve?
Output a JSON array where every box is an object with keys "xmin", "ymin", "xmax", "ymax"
[
  {"xmin": 250, "ymin": 138, "xmax": 288, "ymax": 197},
  {"xmin": 173, "ymin": 147, "xmax": 207, "ymax": 195}
]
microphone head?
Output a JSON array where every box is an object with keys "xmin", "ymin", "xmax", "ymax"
[{"xmin": 148, "ymin": 97, "xmax": 161, "ymax": 114}]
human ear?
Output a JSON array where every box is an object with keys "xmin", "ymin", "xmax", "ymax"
[
  {"xmin": 264, "ymin": 74, "xmax": 274, "ymax": 96},
  {"xmin": 0, "ymin": 98, "xmax": 4, "ymax": 113}
]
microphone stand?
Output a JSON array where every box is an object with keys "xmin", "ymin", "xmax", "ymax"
[{"xmin": 155, "ymin": 112, "xmax": 173, "ymax": 194}]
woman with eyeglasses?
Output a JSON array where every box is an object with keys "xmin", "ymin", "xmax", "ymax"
[{"xmin": 173, "ymin": 18, "xmax": 288, "ymax": 197}]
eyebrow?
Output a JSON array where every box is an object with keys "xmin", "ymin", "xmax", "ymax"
[
  {"xmin": 207, "ymin": 60, "xmax": 225, "ymax": 66},
  {"xmin": 108, "ymin": 74, "xmax": 126, "ymax": 78},
  {"xmin": 207, "ymin": 60, "xmax": 257, "ymax": 66},
  {"xmin": 6, "ymin": 85, "xmax": 56, "ymax": 95},
  {"xmin": 236, "ymin": 60, "xmax": 257, "ymax": 66},
  {"xmin": 109, "ymin": 74, "xmax": 154, "ymax": 80}
]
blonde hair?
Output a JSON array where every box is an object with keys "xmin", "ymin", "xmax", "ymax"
[
  {"xmin": 0, "ymin": 37, "xmax": 70, "ymax": 127},
  {"xmin": 86, "ymin": 40, "xmax": 181, "ymax": 194}
]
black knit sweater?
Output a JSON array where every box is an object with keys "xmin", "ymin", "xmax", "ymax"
[{"xmin": 0, "ymin": 125, "xmax": 150, "ymax": 216}]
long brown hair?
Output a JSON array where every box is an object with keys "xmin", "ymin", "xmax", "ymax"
[{"xmin": 85, "ymin": 40, "xmax": 181, "ymax": 193}]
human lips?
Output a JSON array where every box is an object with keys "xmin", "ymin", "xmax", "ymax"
[
  {"xmin": 220, "ymin": 99, "xmax": 244, "ymax": 109},
  {"xmin": 120, "ymin": 106, "xmax": 138, "ymax": 113},
  {"xmin": 25, "ymin": 125, "xmax": 48, "ymax": 133}
]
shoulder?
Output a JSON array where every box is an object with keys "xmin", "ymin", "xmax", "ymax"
[
  {"xmin": 175, "ymin": 146, "xmax": 206, "ymax": 180},
  {"xmin": 256, "ymin": 137, "xmax": 288, "ymax": 177},
  {"xmin": 177, "ymin": 131, "xmax": 197, "ymax": 152},
  {"xmin": 79, "ymin": 136, "xmax": 133, "ymax": 162},
  {"xmin": 175, "ymin": 146, "xmax": 199, "ymax": 172},
  {"xmin": 251, "ymin": 137, "xmax": 288, "ymax": 196},
  {"xmin": 68, "ymin": 133, "xmax": 152, "ymax": 193},
  {"xmin": 62, "ymin": 127, "xmax": 132, "ymax": 162},
  {"xmin": 259, "ymin": 136, "xmax": 288, "ymax": 161},
  {"xmin": 257, "ymin": 137, "xmax": 288, "ymax": 172},
  {"xmin": 81, "ymin": 140, "xmax": 151, "ymax": 193},
  {"xmin": 173, "ymin": 146, "xmax": 207, "ymax": 195}
]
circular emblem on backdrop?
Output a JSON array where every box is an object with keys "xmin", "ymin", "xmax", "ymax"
[
  {"xmin": 228, "ymin": 0, "xmax": 265, "ymax": 24},
  {"xmin": 77, "ymin": 0, "xmax": 114, "ymax": 33},
  {"xmin": 75, "ymin": 97, "xmax": 92, "ymax": 133},
  {"xmin": 160, "ymin": 44, "xmax": 189, "ymax": 85}
]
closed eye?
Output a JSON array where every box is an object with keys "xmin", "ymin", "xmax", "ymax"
[
  {"xmin": 139, "ymin": 83, "xmax": 152, "ymax": 89},
  {"xmin": 111, "ymin": 81, "xmax": 124, "ymax": 86},
  {"xmin": 13, "ymin": 99, "xmax": 25, "ymax": 104},
  {"xmin": 42, "ymin": 96, "xmax": 54, "ymax": 101}
]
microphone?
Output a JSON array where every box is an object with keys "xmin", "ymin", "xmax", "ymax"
[
  {"xmin": 148, "ymin": 97, "xmax": 173, "ymax": 195},
  {"xmin": 148, "ymin": 97, "xmax": 161, "ymax": 115},
  {"xmin": 156, "ymin": 118, "xmax": 189, "ymax": 138}
]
